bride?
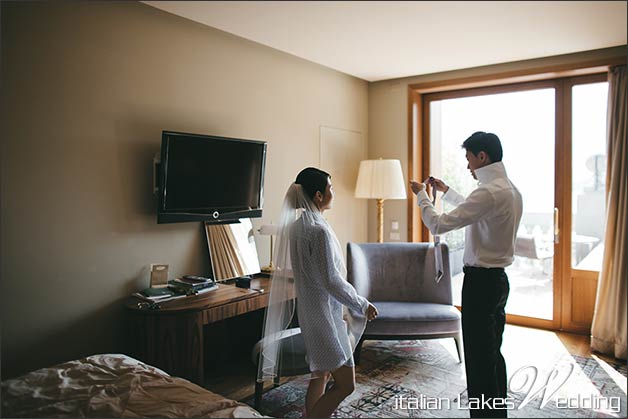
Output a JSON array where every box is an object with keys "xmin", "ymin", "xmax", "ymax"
[{"xmin": 257, "ymin": 167, "xmax": 378, "ymax": 418}]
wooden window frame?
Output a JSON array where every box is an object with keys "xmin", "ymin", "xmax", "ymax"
[{"xmin": 407, "ymin": 51, "xmax": 625, "ymax": 332}]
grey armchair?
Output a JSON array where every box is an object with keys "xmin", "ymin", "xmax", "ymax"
[{"xmin": 347, "ymin": 242, "xmax": 462, "ymax": 363}]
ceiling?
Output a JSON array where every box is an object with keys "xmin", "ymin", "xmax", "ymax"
[{"xmin": 143, "ymin": 1, "xmax": 627, "ymax": 82}]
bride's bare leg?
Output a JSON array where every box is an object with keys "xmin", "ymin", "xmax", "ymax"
[
  {"xmin": 305, "ymin": 372, "xmax": 330, "ymax": 417},
  {"xmin": 308, "ymin": 366, "xmax": 355, "ymax": 418}
]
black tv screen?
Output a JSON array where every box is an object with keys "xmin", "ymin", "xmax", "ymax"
[{"xmin": 158, "ymin": 131, "xmax": 266, "ymax": 224}]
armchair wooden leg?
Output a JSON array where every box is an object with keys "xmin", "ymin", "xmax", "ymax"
[
  {"xmin": 254, "ymin": 381, "xmax": 263, "ymax": 410},
  {"xmin": 353, "ymin": 336, "xmax": 365, "ymax": 365},
  {"xmin": 454, "ymin": 335, "xmax": 463, "ymax": 363}
]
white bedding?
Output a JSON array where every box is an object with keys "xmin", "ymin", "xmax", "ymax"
[{"xmin": 1, "ymin": 354, "xmax": 265, "ymax": 418}]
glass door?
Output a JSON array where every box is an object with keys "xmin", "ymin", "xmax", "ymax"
[
  {"xmin": 571, "ymin": 81, "xmax": 608, "ymax": 271},
  {"xmin": 562, "ymin": 75, "xmax": 609, "ymax": 333},
  {"xmin": 422, "ymin": 74, "xmax": 610, "ymax": 331},
  {"xmin": 425, "ymin": 80, "xmax": 560, "ymax": 329}
]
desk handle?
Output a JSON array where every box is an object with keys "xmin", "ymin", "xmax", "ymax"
[{"xmin": 554, "ymin": 208, "xmax": 560, "ymax": 244}]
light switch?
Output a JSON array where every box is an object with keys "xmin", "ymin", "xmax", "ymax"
[
  {"xmin": 391, "ymin": 220, "xmax": 399, "ymax": 231},
  {"xmin": 390, "ymin": 232, "xmax": 401, "ymax": 241}
]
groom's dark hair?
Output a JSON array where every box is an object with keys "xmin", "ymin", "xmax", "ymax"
[
  {"xmin": 462, "ymin": 131, "xmax": 503, "ymax": 163},
  {"xmin": 296, "ymin": 167, "xmax": 331, "ymax": 201}
]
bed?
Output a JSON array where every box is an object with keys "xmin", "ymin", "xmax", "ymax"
[{"xmin": 1, "ymin": 353, "xmax": 265, "ymax": 418}]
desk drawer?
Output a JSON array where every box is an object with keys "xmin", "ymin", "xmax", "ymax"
[{"xmin": 201, "ymin": 293, "xmax": 269, "ymax": 323}]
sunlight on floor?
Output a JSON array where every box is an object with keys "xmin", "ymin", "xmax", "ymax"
[
  {"xmin": 503, "ymin": 324, "xmax": 572, "ymax": 369},
  {"xmin": 503, "ymin": 325, "xmax": 625, "ymax": 418}
]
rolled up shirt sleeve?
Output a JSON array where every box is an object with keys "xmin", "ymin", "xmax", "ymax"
[{"xmin": 417, "ymin": 187, "xmax": 494, "ymax": 235}]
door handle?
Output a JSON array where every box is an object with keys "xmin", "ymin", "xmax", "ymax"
[{"xmin": 554, "ymin": 208, "xmax": 560, "ymax": 244}]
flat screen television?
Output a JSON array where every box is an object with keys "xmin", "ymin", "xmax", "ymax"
[{"xmin": 157, "ymin": 131, "xmax": 267, "ymax": 224}]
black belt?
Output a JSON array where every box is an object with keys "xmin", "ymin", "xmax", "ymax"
[{"xmin": 463, "ymin": 266, "xmax": 505, "ymax": 274}]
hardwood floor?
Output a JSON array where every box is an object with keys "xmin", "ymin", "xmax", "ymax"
[
  {"xmin": 555, "ymin": 329, "xmax": 594, "ymax": 357},
  {"xmin": 203, "ymin": 354, "xmax": 270, "ymax": 402},
  {"xmin": 202, "ymin": 324, "xmax": 617, "ymax": 402}
]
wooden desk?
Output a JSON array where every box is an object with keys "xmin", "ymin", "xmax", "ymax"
[{"xmin": 125, "ymin": 276, "xmax": 286, "ymax": 384}]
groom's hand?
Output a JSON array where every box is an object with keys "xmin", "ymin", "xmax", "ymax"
[
  {"xmin": 428, "ymin": 176, "xmax": 449, "ymax": 193},
  {"xmin": 409, "ymin": 180, "xmax": 425, "ymax": 195}
]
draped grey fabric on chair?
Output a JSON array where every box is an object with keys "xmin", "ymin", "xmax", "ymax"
[{"xmin": 347, "ymin": 242, "xmax": 463, "ymax": 363}]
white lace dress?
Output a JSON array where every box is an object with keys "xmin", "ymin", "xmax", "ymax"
[{"xmin": 290, "ymin": 216, "xmax": 369, "ymax": 373}]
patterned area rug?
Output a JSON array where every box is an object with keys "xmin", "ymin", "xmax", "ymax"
[{"xmin": 245, "ymin": 339, "xmax": 627, "ymax": 418}]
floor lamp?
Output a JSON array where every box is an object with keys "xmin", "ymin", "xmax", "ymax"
[{"xmin": 355, "ymin": 158, "xmax": 407, "ymax": 243}]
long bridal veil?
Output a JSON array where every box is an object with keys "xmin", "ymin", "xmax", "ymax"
[{"xmin": 256, "ymin": 183, "xmax": 367, "ymax": 383}]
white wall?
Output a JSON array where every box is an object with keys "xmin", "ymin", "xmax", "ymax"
[{"xmin": 0, "ymin": 1, "xmax": 368, "ymax": 377}]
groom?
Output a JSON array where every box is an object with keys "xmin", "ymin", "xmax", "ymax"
[{"xmin": 410, "ymin": 131, "xmax": 523, "ymax": 418}]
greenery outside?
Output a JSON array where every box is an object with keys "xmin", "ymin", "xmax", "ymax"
[{"xmin": 439, "ymin": 144, "xmax": 476, "ymax": 251}]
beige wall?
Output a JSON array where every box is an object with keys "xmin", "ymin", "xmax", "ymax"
[
  {"xmin": 0, "ymin": 1, "xmax": 368, "ymax": 377},
  {"xmin": 367, "ymin": 46, "xmax": 626, "ymax": 243}
]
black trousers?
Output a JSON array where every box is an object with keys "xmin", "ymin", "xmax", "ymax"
[{"xmin": 462, "ymin": 266, "xmax": 510, "ymax": 418}]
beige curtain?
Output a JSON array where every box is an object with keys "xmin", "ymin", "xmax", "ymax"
[{"xmin": 591, "ymin": 65, "xmax": 627, "ymax": 360}]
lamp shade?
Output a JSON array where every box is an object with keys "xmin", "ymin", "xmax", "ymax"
[{"xmin": 355, "ymin": 159, "xmax": 407, "ymax": 199}]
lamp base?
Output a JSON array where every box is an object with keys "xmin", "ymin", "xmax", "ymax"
[
  {"xmin": 260, "ymin": 263, "xmax": 275, "ymax": 275},
  {"xmin": 377, "ymin": 198, "xmax": 384, "ymax": 243}
]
